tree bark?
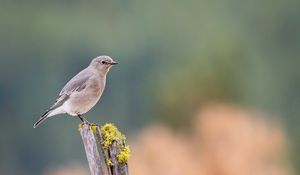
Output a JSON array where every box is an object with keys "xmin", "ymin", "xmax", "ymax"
[
  {"xmin": 79, "ymin": 123, "xmax": 104, "ymax": 175},
  {"xmin": 79, "ymin": 123, "xmax": 130, "ymax": 175}
]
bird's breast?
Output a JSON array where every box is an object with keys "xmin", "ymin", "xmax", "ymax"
[{"xmin": 64, "ymin": 77, "xmax": 106, "ymax": 115}]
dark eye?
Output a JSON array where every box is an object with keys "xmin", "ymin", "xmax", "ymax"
[{"xmin": 101, "ymin": 61, "xmax": 106, "ymax": 64}]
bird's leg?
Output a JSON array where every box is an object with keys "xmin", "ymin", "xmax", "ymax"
[
  {"xmin": 77, "ymin": 114, "xmax": 85, "ymax": 123},
  {"xmin": 77, "ymin": 114, "xmax": 91, "ymax": 125}
]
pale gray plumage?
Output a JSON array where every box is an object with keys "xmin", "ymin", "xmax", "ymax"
[{"xmin": 33, "ymin": 55, "xmax": 118, "ymax": 128}]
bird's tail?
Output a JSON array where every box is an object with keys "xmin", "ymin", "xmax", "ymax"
[{"xmin": 33, "ymin": 110, "xmax": 51, "ymax": 128}]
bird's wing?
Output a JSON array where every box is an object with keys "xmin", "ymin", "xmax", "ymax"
[
  {"xmin": 59, "ymin": 68, "xmax": 92, "ymax": 96},
  {"xmin": 49, "ymin": 94, "xmax": 69, "ymax": 111},
  {"xmin": 46, "ymin": 68, "xmax": 92, "ymax": 111}
]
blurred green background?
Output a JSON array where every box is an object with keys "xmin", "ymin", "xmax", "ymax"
[{"xmin": 0, "ymin": 0, "xmax": 299, "ymax": 174}]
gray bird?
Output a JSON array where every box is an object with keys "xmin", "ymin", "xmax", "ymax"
[{"xmin": 33, "ymin": 55, "xmax": 118, "ymax": 128}]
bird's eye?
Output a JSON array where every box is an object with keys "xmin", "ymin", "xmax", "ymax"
[{"xmin": 101, "ymin": 61, "xmax": 106, "ymax": 64}]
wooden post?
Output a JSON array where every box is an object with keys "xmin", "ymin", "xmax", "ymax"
[
  {"xmin": 79, "ymin": 123, "xmax": 130, "ymax": 175},
  {"xmin": 95, "ymin": 125, "xmax": 130, "ymax": 175},
  {"xmin": 79, "ymin": 123, "xmax": 104, "ymax": 175},
  {"xmin": 108, "ymin": 141, "xmax": 130, "ymax": 175}
]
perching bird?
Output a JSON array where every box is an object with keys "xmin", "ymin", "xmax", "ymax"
[{"xmin": 33, "ymin": 55, "xmax": 118, "ymax": 128}]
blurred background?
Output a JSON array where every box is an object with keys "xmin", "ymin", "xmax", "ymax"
[{"xmin": 0, "ymin": 0, "xmax": 299, "ymax": 174}]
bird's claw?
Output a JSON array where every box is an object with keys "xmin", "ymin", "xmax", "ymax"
[
  {"xmin": 78, "ymin": 115, "xmax": 91, "ymax": 125},
  {"xmin": 82, "ymin": 118, "xmax": 97, "ymax": 127}
]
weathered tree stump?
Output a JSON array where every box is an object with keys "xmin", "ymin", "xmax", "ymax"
[
  {"xmin": 79, "ymin": 123, "xmax": 130, "ymax": 175},
  {"xmin": 79, "ymin": 124, "xmax": 104, "ymax": 175}
]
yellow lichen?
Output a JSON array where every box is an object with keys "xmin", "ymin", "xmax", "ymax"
[
  {"xmin": 107, "ymin": 159, "xmax": 113, "ymax": 166},
  {"xmin": 78, "ymin": 123, "xmax": 83, "ymax": 131},
  {"xmin": 101, "ymin": 123, "xmax": 126, "ymax": 149},
  {"xmin": 90, "ymin": 124, "xmax": 98, "ymax": 133},
  {"xmin": 117, "ymin": 145, "xmax": 131, "ymax": 164}
]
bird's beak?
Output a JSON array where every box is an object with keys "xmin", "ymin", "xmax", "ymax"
[{"xmin": 109, "ymin": 61, "xmax": 118, "ymax": 65}]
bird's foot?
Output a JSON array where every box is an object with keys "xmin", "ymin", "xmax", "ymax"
[{"xmin": 77, "ymin": 115, "xmax": 96, "ymax": 126}]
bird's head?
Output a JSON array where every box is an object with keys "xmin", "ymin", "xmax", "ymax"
[{"xmin": 90, "ymin": 55, "xmax": 118, "ymax": 74}]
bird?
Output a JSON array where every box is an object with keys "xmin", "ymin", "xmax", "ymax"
[{"xmin": 33, "ymin": 55, "xmax": 118, "ymax": 128}]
